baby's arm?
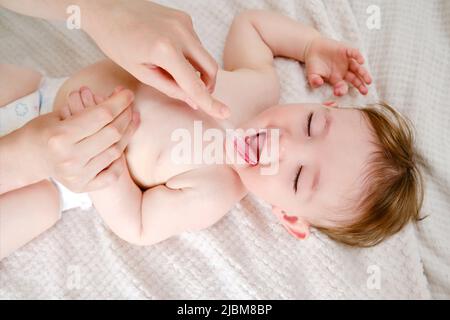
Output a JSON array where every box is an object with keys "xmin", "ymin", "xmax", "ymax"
[
  {"xmin": 209, "ymin": 11, "xmax": 322, "ymax": 123},
  {"xmin": 89, "ymin": 157, "xmax": 245, "ymax": 245},
  {"xmin": 224, "ymin": 10, "xmax": 320, "ymax": 72},
  {"xmin": 224, "ymin": 10, "xmax": 371, "ymax": 96}
]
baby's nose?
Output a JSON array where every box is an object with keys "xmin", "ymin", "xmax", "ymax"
[
  {"xmin": 278, "ymin": 133, "xmax": 288, "ymax": 162},
  {"xmin": 266, "ymin": 129, "xmax": 291, "ymax": 163}
]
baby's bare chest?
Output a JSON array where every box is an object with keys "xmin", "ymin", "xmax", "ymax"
[{"xmin": 125, "ymin": 88, "xmax": 228, "ymax": 189}]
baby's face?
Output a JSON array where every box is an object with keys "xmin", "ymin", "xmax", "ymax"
[{"xmin": 234, "ymin": 103, "xmax": 376, "ymax": 233}]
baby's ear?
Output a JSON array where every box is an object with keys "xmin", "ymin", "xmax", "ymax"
[
  {"xmin": 285, "ymin": 218, "xmax": 309, "ymax": 240},
  {"xmin": 272, "ymin": 206, "xmax": 310, "ymax": 240},
  {"xmin": 284, "ymin": 216, "xmax": 310, "ymax": 240}
]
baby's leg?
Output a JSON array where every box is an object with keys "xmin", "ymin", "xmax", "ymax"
[
  {"xmin": 53, "ymin": 59, "xmax": 138, "ymax": 114},
  {"xmin": 0, "ymin": 64, "xmax": 42, "ymax": 107}
]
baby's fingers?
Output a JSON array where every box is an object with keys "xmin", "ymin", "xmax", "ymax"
[
  {"xmin": 350, "ymin": 59, "xmax": 372, "ymax": 84},
  {"xmin": 346, "ymin": 47, "xmax": 364, "ymax": 65},
  {"xmin": 308, "ymin": 73, "xmax": 324, "ymax": 88},
  {"xmin": 345, "ymin": 71, "xmax": 368, "ymax": 95},
  {"xmin": 333, "ymin": 80, "xmax": 348, "ymax": 96}
]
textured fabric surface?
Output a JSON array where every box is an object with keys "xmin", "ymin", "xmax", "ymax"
[{"xmin": 0, "ymin": 0, "xmax": 448, "ymax": 299}]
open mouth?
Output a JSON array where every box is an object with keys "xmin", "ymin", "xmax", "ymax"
[{"xmin": 234, "ymin": 131, "xmax": 267, "ymax": 166}]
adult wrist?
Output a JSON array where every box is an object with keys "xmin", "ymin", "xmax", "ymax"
[
  {"xmin": 19, "ymin": 125, "xmax": 50, "ymax": 182},
  {"xmin": 0, "ymin": 128, "xmax": 45, "ymax": 193},
  {"xmin": 79, "ymin": 0, "xmax": 112, "ymax": 36}
]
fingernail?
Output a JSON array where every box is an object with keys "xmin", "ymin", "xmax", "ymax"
[{"xmin": 185, "ymin": 97, "xmax": 198, "ymax": 110}]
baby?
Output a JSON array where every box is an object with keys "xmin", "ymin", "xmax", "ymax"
[{"xmin": 0, "ymin": 10, "xmax": 424, "ymax": 257}]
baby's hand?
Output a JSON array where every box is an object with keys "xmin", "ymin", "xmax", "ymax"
[{"xmin": 304, "ymin": 37, "xmax": 372, "ymax": 96}]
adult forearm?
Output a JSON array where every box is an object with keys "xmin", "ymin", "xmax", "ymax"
[
  {"xmin": 0, "ymin": 129, "xmax": 45, "ymax": 194},
  {"xmin": 0, "ymin": 180, "xmax": 61, "ymax": 260},
  {"xmin": 0, "ymin": 0, "xmax": 99, "ymax": 27}
]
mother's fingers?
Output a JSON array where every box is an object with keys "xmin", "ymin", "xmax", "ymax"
[
  {"xmin": 156, "ymin": 48, "xmax": 230, "ymax": 118},
  {"xmin": 83, "ymin": 112, "xmax": 139, "ymax": 184},
  {"xmin": 83, "ymin": 155, "xmax": 126, "ymax": 192},
  {"xmin": 76, "ymin": 104, "xmax": 137, "ymax": 161},
  {"xmin": 184, "ymin": 39, "xmax": 219, "ymax": 93},
  {"xmin": 66, "ymin": 89, "xmax": 134, "ymax": 142},
  {"xmin": 134, "ymin": 63, "xmax": 187, "ymax": 102}
]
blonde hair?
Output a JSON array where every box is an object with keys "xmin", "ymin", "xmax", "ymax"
[{"xmin": 316, "ymin": 102, "xmax": 426, "ymax": 247}]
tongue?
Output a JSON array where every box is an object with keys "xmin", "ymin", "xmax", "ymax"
[
  {"xmin": 246, "ymin": 132, "xmax": 266, "ymax": 163},
  {"xmin": 233, "ymin": 131, "xmax": 267, "ymax": 166},
  {"xmin": 234, "ymin": 136, "xmax": 258, "ymax": 165}
]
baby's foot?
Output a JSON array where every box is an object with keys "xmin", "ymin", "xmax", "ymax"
[{"xmin": 59, "ymin": 86, "xmax": 123, "ymax": 120}]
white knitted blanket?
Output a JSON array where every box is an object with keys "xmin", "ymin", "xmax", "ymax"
[{"xmin": 1, "ymin": 0, "xmax": 449, "ymax": 299}]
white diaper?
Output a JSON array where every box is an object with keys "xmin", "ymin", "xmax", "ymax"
[
  {"xmin": 50, "ymin": 179, "xmax": 93, "ymax": 212},
  {"xmin": 0, "ymin": 76, "xmax": 93, "ymax": 211},
  {"xmin": 0, "ymin": 77, "xmax": 66, "ymax": 135}
]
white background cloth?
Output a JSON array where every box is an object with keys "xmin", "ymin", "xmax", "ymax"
[{"xmin": 0, "ymin": 0, "xmax": 449, "ymax": 299}]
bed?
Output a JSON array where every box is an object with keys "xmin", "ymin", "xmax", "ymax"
[{"xmin": 0, "ymin": 0, "xmax": 449, "ymax": 299}]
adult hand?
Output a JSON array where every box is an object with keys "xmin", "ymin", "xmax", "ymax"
[
  {"xmin": 84, "ymin": 0, "xmax": 230, "ymax": 118},
  {"xmin": 20, "ymin": 89, "xmax": 139, "ymax": 193}
]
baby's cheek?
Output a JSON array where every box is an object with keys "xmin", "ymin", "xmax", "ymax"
[{"xmin": 251, "ymin": 177, "xmax": 288, "ymax": 207}]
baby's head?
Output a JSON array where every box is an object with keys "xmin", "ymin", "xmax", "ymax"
[{"xmin": 234, "ymin": 102, "xmax": 424, "ymax": 247}]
